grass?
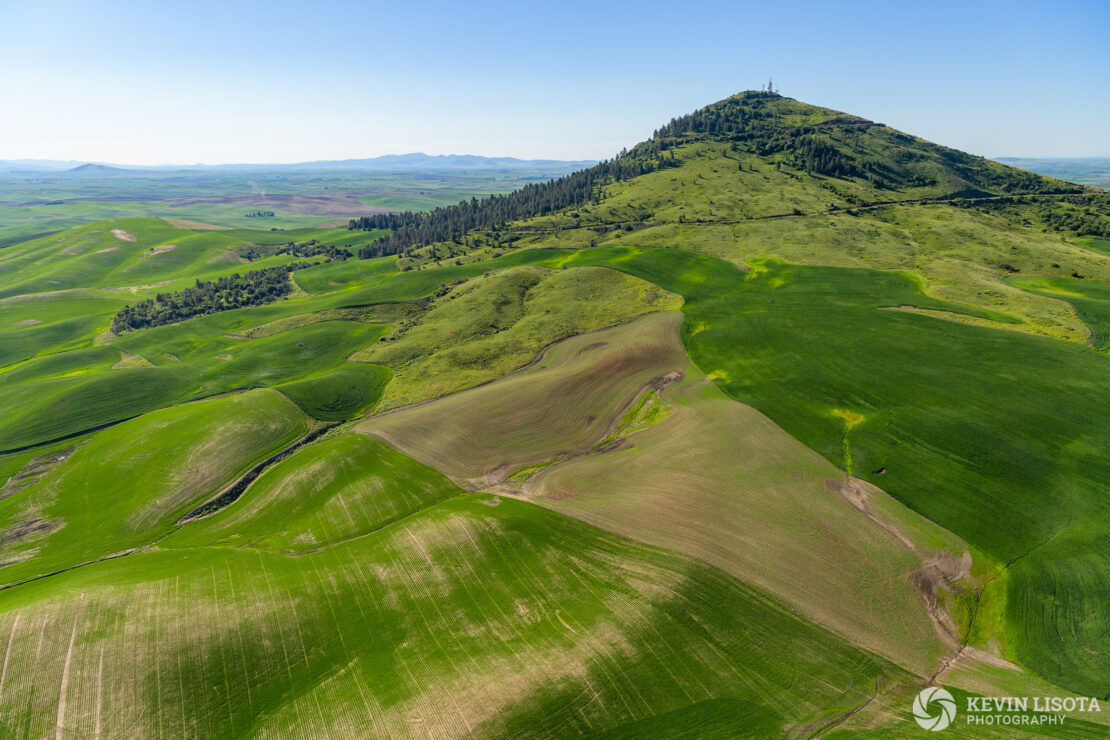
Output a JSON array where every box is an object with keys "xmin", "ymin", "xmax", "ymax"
[
  {"xmin": 2, "ymin": 213, "xmax": 1106, "ymax": 707},
  {"xmin": 240, "ymin": 305, "xmax": 418, "ymax": 338},
  {"xmin": 353, "ymin": 264, "xmax": 682, "ymax": 408},
  {"xmin": 599, "ymin": 388, "xmax": 671, "ymax": 444},
  {"xmin": 0, "ymin": 218, "xmax": 394, "ymax": 317},
  {"xmin": 162, "ymin": 434, "xmax": 459, "ymax": 552},
  {"xmin": 0, "ymin": 218, "xmax": 231, "ymax": 298},
  {"xmin": 828, "ymin": 683, "xmax": 1108, "ymax": 737},
  {"xmin": 524, "ymin": 361, "xmax": 964, "ymax": 676},
  {"xmin": 0, "ymin": 388, "xmax": 308, "ymax": 586},
  {"xmin": 0, "ymin": 490, "xmax": 904, "ymax": 738},
  {"xmin": 276, "ymin": 363, "xmax": 392, "ymax": 420},
  {"xmin": 0, "ymin": 319, "xmax": 389, "ymax": 450},
  {"xmin": 1009, "ymin": 274, "xmax": 1110, "ymax": 349},
  {"xmin": 356, "ymin": 311, "xmax": 687, "ymax": 488},
  {"xmin": 598, "ymin": 203, "xmax": 1110, "ymax": 344},
  {"xmin": 1076, "ymin": 237, "xmax": 1110, "ymax": 256},
  {"xmin": 0, "ymin": 223, "xmax": 571, "ymax": 451},
  {"xmin": 534, "ymin": 244, "xmax": 1110, "ymax": 699},
  {"xmin": 367, "ymin": 301, "xmax": 968, "ymax": 675},
  {"xmin": 2, "ymin": 93, "xmax": 1109, "ymax": 733}
]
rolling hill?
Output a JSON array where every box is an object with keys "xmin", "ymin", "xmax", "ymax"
[{"xmin": 1, "ymin": 91, "xmax": 1108, "ymax": 737}]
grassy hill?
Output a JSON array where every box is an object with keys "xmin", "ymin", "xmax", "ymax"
[{"xmin": 1, "ymin": 91, "xmax": 1109, "ymax": 735}]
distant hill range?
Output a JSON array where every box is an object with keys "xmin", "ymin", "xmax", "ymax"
[
  {"xmin": 994, "ymin": 157, "xmax": 1110, "ymax": 188},
  {"xmin": 0, "ymin": 153, "xmax": 597, "ymax": 177}
]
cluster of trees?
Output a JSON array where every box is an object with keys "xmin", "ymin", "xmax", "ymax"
[
  {"xmin": 241, "ymin": 240, "xmax": 351, "ymax": 262},
  {"xmin": 1033, "ymin": 193, "xmax": 1110, "ymax": 237},
  {"xmin": 349, "ymin": 145, "xmax": 678, "ymax": 258},
  {"xmin": 244, "ymin": 211, "xmax": 275, "ymax": 218},
  {"xmin": 951, "ymin": 193, "xmax": 1110, "ymax": 238},
  {"xmin": 652, "ymin": 90, "xmax": 783, "ymax": 139},
  {"xmin": 276, "ymin": 239, "xmax": 350, "ymax": 260},
  {"xmin": 111, "ymin": 263, "xmax": 314, "ymax": 332},
  {"xmin": 788, "ymin": 137, "xmax": 859, "ymax": 179}
]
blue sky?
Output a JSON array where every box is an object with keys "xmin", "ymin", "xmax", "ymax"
[{"xmin": 1, "ymin": 0, "xmax": 1106, "ymax": 164}]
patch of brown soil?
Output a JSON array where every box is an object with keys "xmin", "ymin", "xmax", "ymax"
[
  {"xmin": 825, "ymin": 476, "xmax": 918, "ymax": 552},
  {"xmin": 908, "ymin": 551, "xmax": 972, "ymax": 653},
  {"xmin": 163, "ymin": 218, "xmax": 230, "ymax": 231},
  {"xmin": 360, "ymin": 312, "xmax": 687, "ymax": 489},
  {"xmin": 825, "ymin": 476, "xmax": 1001, "ymax": 679},
  {"xmin": 1, "ymin": 448, "xmax": 75, "ymax": 500},
  {"xmin": 110, "ymin": 229, "xmax": 136, "ymax": 242},
  {"xmin": 13, "ymin": 319, "xmax": 42, "ymax": 326},
  {"xmin": 93, "ymin": 247, "xmax": 117, "ymax": 254},
  {"xmin": 140, "ymin": 244, "xmax": 176, "ymax": 258},
  {"xmin": 0, "ymin": 516, "xmax": 60, "ymax": 546}
]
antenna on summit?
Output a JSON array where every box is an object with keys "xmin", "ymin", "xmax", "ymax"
[{"xmin": 765, "ymin": 77, "xmax": 779, "ymax": 94}]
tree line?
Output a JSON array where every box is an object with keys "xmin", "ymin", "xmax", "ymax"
[
  {"xmin": 111, "ymin": 263, "xmax": 315, "ymax": 332},
  {"xmin": 955, "ymin": 193, "xmax": 1110, "ymax": 239},
  {"xmin": 349, "ymin": 144, "xmax": 679, "ymax": 258}
]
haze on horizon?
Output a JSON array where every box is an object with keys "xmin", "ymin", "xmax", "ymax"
[{"xmin": 1, "ymin": 0, "xmax": 1107, "ymax": 165}]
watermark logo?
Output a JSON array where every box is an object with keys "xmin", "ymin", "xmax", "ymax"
[
  {"xmin": 913, "ymin": 687, "xmax": 957, "ymax": 731},
  {"xmin": 911, "ymin": 689, "xmax": 1102, "ymax": 730}
]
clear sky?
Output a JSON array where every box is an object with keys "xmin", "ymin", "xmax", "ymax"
[{"xmin": 1, "ymin": 0, "xmax": 1106, "ymax": 164}]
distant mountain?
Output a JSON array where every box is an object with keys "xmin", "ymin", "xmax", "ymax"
[
  {"xmin": 59, "ymin": 163, "xmax": 149, "ymax": 178},
  {"xmin": 267, "ymin": 153, "xmax": 598, "ymax": 172},
  {"xmin": 0, "ymin": 153, "xmax": 596, "ymax": 177},
  {"xmin": 0, "ymin": 159, "xmax": 87, "ymax": 174}
]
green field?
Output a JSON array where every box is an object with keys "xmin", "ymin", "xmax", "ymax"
[
  {"xmin": 519, "ymin": 245, "xmax": 1110, "ymax": 699},
  {"xmin": 1, "ymin": 91, "xmax": 1109, "ymax": 735},
  {"xmin": 0, "ymin": 490, "xmax": 905, "ymax": 738},
  {"xmin": 365, "ymin": 307, "xmax": 966, "ymax": 675},
  {"xmin": 353, "ymin": 264, "xmax": 682, "ymax": 408},
  {"xmin": 0, "ymin": 167, "xmax": 585, "ymax": 245},
  {"xmin": 0, "ymin": 389, "xmax": 309, "ymax": 586}
]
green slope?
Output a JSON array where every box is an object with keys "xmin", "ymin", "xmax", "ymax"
[
  {"xmin": 0, "ymin": 388, "xmax": 309, "ymax": 586},
  {"xmin": 0, "ymin": 489, "xmax": 904, "ymax": 738},
  {"xmin": 0, "ymin": 319, "xmax": 390, "ymax": 450},
  {"xmin": 162, "ymin": 434, "xmax": 456, "ymax": 551},
  {"xmin": 518, "ymin": 244, "xmax": 1110, "ymax": 699}
]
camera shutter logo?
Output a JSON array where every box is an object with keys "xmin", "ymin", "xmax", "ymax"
[{"xmin": 913, "ymin": 686, "xmax": 957, "ymax": 731}]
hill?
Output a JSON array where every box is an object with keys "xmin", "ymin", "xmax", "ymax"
[
  {"xmin": 59, "ymin": 163, "xmax": 146, "ymax": 178},
  {"xmin": 350, "ymin": 91, "xmax": 1089, "ymax": 256},
  {"xmin": 1, "ymin": 92, "xmax": 1110, "ymax": 736}
]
